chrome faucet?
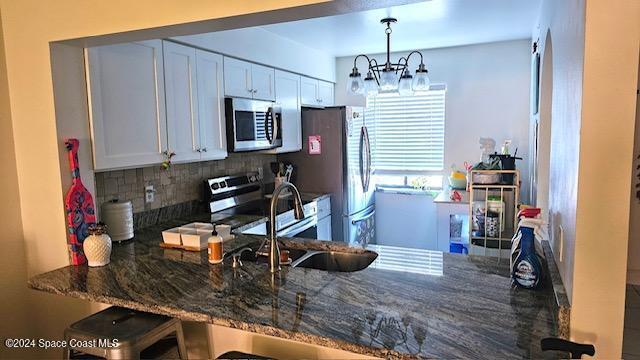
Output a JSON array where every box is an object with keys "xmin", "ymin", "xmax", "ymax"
[{"xmin": 267, "ymin": 181, "xmax": 305, "ymax": 273}]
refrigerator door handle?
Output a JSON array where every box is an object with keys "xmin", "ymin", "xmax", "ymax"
[
  {"xmin": 359, "ymin": 126, "xmax": 366, "ymax": 192},
  {"xmin": 363, "ymin": 126, "xmax": 371, "ymax": 192},
  {"xmin": 352, "ymin": 209, "xmax": 375, "ymax": 225}
]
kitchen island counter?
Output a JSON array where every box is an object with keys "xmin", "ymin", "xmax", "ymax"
[{"xmin": 29, "ymin": 218, "xmax": 566, "ymax": 359}]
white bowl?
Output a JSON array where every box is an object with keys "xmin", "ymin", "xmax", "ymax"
[
  {"xmin": 181, "ymin": 229, "xmax": 209, "ymax": 250},
  {"xmin": 162, "ymin": 228, "xmax": 182, "ymax": 245}
]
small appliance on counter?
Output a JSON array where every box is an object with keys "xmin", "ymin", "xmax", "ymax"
[{"xmin": 101, "ymin": 200, "xmax": 134, "ymax": 242}]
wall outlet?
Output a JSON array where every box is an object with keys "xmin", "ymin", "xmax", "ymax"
[{"xmin": 145, "ymin": 185, "xmax": 155, "ymax": 203}]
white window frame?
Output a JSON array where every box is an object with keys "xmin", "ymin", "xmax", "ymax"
[{"xmin": 366, "ymin": 84, "xmax": 446, "ymax": 189}]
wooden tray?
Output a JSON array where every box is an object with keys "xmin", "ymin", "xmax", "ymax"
[
  {"xmin": 159, "ymin": 242, "xmax": 205, "ymax": 252},
  {"xmin": 159, "ymin": 235, "xmax": 235, "ymax": 252}
]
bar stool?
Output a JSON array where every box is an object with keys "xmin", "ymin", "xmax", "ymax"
[{"xmin": 63, "ymin": 306, "xmax": 187, "ymax": 360}]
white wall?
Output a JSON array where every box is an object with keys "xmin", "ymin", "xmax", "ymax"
[
  {"xmin": 533, "ymin": 0, "xmax": 640, "ymax": 357},
  {"xmin": 375, "ymin": 191, "xmax": 437, "ymax": 249},
  {"xmin": 336, "ymin": 40, "xmax": 532, "ymax": 203},
  {"xmin": 172, "ymin": 27, "xmax": 335, "ymax": 82}
]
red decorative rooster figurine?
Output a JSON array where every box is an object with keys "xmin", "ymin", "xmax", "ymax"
[{"xmin": 64, "ymin": 139, "xmax": 96, "ymax": 265}]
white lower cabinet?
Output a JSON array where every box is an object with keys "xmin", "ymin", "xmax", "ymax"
[
  {"xmin": 263, "ymin": 70, "xmax": 301, "ymax": 154},
  {"xmin": 317, "ymin": 216, "xmax": 332, "ymax": 240},
  {"xmin": 87, "ymin": 40, "xmax": 168, "ymax": 170}
]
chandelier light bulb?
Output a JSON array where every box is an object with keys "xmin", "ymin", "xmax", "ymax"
[
  {"xmin": 363, "ymin": 72, "xmax": 379, "ymax": 96},
  {"xmin": 347, "ymin": 68, "xmax": 365, "ymax": 95},
  {"xmin": 379, "ymin": 68, "xmax": 399, "ymax": 91},
  {"xmin": 398, "ymin": 70, "xmax": 414, "ymax": 96}
]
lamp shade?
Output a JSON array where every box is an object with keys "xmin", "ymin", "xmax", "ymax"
[
  {"xmin": 379, "ymin": 68, "xmax": 399, "ymax": 91},
  {"xmin": 412, "ymin": 70, "xmax": 430, "ymax": 92},
  {"xmin": 347, "ymin": 72, "xmax": 365, "ymax": 95},
  {"xmin": 363, "ymin": 72, "xmax": 378, "ymax": 96},
  {"xmin": 398, "ymin": 71, "xmax": 413, "ymax": 96}
]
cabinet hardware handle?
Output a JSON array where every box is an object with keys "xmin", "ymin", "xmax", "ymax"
[
  {"xmin": 196, "ymin": 148, "xmax": 201, "ymax": 153},
  {"xmin": 247, "ymin": 88, "xmax": 253, "ymax": 93},
  {"xmin": 202, "ymin": 148, "xmax": 207, "ymax": 152}
]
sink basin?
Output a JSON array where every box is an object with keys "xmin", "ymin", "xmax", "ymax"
[
  {"xmin": 292, "ymin": 251, "xmax": 378, "ymax": 272},
  {"xmin": 236, "ymin": 247, "xmax": 308, "ymax": 264}
]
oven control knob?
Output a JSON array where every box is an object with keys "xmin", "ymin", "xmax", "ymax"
[
  {"xmin": 211, "ymin": 183, "xmax": 219, "ymax": 190},
  {"xmin": 220, "ymin": 182, "xmax": 227, "ymax": 188},
  {"xmin": 250, "ymin": 175, "xmax": 256, "ymax": 182}
]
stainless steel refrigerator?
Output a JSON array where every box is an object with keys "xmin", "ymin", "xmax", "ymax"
[{"xmin": 279, "ymin": 106, "xmax": 375, "ymax": 246}]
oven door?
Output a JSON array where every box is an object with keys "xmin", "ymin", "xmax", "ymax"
[
  {"xmin": 225, "ymin": 97, "xmax": 282, "ymax": 152},
  {"xmin": 277, "ymin": 215, "xmax": 318, "ymax": 239}
]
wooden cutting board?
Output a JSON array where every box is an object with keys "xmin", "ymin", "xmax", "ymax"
[{"xmin": 64, "ymin": 139, "xmax": 96, "ymax": 265}]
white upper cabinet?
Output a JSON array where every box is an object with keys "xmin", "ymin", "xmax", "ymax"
[
  {"xmin": 300, "ymin": 76, "xmax": 319, "ymax": 106},
  {"xmin": 195, "ymin": 49, "xmax": 227, "ymax": 161},
  {"xmin": 264, "ymin": 70, "xmax": 301, "ymax": 154},
  {"xmin": 318, "ymin": 80, "xmax": 335, "ymax": 106},
  {"xmin": 300, "ymin": 75, "xmax": 334, "ymax": 107},
  {"xmin": 87, "ymin": 40, "xmax": 168, "ymax": 171},
  {"xmin": 223, "ymin": 57, "xmax": 275, "ymax": 101},
  {"xmin": 223, "ymin": 57, "xmax": 252, "ymax": 99},
  {"xmin": 164, "ymin": 41, "xmax": 227, "ymax": 163},
  {"xmin": 163, "ymin": 41, "xmax": 200, "ymax": 163},
  {"xmin": 250, "ymin": 63, "xmax": 276, "ymax": 101}
]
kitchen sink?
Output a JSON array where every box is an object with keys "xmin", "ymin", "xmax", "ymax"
[
  {"xmin": 291, "ymin": 250, "xmax": 378, "ymax": 272},
  {"xmin": 236, "ymin": 247, "xmax": 308, "ymax": 264},
  {"xmin": 231, "ymin": 244, "xmax": 378, "ymax": 272}
]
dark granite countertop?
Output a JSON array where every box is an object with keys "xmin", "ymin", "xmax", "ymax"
[{"xmin": 29, "ymin": 214, "xmax": 565, "ymax": 359}]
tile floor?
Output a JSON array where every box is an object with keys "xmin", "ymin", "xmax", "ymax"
[{"xmin": 624, "ymin": 284, "xmax": 640, "ymax": 360}]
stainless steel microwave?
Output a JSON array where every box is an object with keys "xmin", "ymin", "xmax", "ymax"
[{"xmin": 225, "ymin": 97, "xmax": 282, "ymax": 152}]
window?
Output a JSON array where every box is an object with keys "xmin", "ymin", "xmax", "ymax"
[{"xmin": 366, "ymin": 84, "xmax": 446, "ymax": 189}]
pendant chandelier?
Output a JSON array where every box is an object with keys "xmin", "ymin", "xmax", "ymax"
[{"xmin": 347, "ymin": 17, "xmax": 430, "ymax": 97}]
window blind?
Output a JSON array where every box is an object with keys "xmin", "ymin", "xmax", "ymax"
[{"xmin": 365, "ymin": 85, "xmax": 446, "ymax": 174}]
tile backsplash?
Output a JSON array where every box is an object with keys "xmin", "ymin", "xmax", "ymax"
[{"xmin": 94, "ymin": 153, "xmax": 276, "ymax": 214}]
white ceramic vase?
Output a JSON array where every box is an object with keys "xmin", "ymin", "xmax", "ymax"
[{"xmin": 84, "ymin": 224, "xmax": 112, "ymax": 267}]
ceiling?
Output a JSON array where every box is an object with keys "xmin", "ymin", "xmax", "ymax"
[{"xmin": 259, "ymin": 0, "xmax": 541, "ymax": 57}]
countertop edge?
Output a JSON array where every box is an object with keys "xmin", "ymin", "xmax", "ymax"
[
  {"xmin": 27, "ymin": 278, "xmax": 412, "ymax": 360},
  {"xmin": 542, "ymin": 240, "xmax": 571, "ymax": 339}
]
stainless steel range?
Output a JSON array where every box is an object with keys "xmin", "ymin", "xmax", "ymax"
[{"xmin": 204, "ymin": 172, "xmax": 320, "ymax": 238}]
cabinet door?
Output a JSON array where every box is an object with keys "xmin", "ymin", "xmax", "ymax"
[
  {"xmin": 317, "ymin": 216, "xmax": 333, "ymax": 241},
  {"xmin": 163, "ymin": 41, "xmax": 201, "ymax": 163},
  {"xmin": 196, "ymin": 49, "xmax": 227, "ymax": 161},
  {"xmin": 265, "ymin": 70, "xmax": 301, "ymax": 154},
  {"xmin": 318, "ymin": 80, "xmax": 334, "ymax": 106},
  {"xmin": 251, "ymin": 63, "xmax": 275, "ymax": 101},
  {"xmin": 223, "ymin": 57, "xmax": 252, "ymax": 98},
  {"xmin": 300, "ymin": 76, "xmax": 319, "ymax": 106},
  {"xmin": 87, "ymin": 40, "xmax": 168, "ymax": 170}
]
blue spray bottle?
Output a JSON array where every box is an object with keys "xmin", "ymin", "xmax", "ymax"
[{"xmin": 511, "ymin": 218, "xmax": 544, "ymax": 289}]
